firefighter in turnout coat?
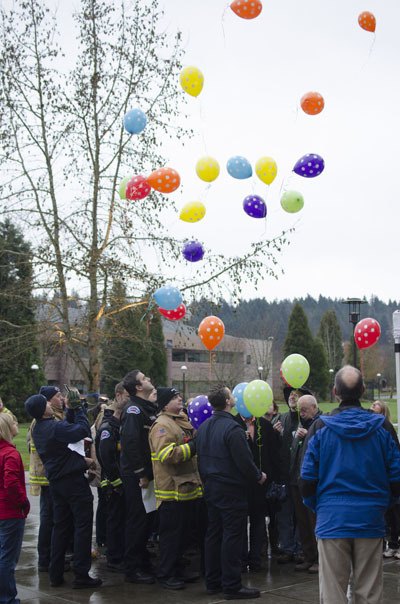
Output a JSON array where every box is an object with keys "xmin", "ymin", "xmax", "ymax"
[{"xmin": 149, "ymin": 387, "xmax": 203, "ymax": 590}]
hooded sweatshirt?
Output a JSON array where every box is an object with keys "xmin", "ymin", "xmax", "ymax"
[{"xmin": 301, "ymin": 407, "xmax": 400, "ymax": 539}]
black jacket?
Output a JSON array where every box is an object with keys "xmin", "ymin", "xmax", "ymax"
[
  {"xmin": 196, "ymin": 410, "xmax": 262, "ymax": 505},
  {"xmin": 120, "ymin": 395, "xmax": 157, "ymax": 479},
  {"xmin": 234, "ymin": 415, "xmax": 281, "ymax": 484},
  {"xmin": 32, "ymin": 407, "xmax": 90, "ymax": 482},
  {"xmin": 95, "ymin": 410, "xmax": 122, "ymax": 487},
  {"xmin": 278, "ymin": 409, "xmax": 299, "ymax": 482},
  {"xmin": 289, "ymin": 410, "xmax": 322, "ymax": 486}
]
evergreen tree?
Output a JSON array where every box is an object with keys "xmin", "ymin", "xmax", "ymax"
[
  {"xmin": 283, "ymin": 303, "xmax": 314, "ymax": 360},
  {"xmin": 309, "ymin": 337, "xmax": 329, "ymax": 399},
  {"xmin": 318, "ymin": 310, "xmax": 343, "ymax": 372},
  {"xmin": 0, "ymin": 220, "xmax": 44, "ymax": 416}
]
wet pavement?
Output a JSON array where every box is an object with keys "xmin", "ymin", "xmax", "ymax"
[{"xmin": 17, "ymin": 488, "xmax": 400, "ymax": 603}]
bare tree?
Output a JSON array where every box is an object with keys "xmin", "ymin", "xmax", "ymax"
[{"xmin": 0, "ymin": 0, "xmax": 291, "ymax": 390}]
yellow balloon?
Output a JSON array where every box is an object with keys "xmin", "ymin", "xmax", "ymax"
[
  {"xmin": 179, "ymin": 66, "xmax": 204, "ymax": 97},
  {"xmin": 179, "ymin": 201, "xmax": 206, "ymax": 223},
  {"xmin": 196, "ymin": 156, "xmax": 220, "ymax": 182},
  {"xmin": 255, "ymin": 156, "xmax": 278, "ymax": 185}
]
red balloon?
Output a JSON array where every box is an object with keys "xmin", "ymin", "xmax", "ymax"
[
  {"xmin": 126, "ymin": 175, "xmax": 151, "ymax": 200},
  {"xmin": 159, "ymin": 303, "xmax": 186, "ymax": 321},
  {"xmin": 354, "ymin": 317, "xmax": 381, "ymax": 350}
]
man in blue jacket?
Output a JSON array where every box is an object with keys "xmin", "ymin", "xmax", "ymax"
[
  {"xmin": 196, "ymin": 385, "xmax": 266, "ymax": 600},
  {"xmin": 300, "ymin": 366, "xmax": 400, "ymax": 604},
  {"xmin": 25, "ymin": 391, "xmax": 102, "ymax": 590}
]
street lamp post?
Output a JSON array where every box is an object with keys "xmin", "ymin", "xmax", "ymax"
[
  {"xmin": 180, "ymin": 365, "xmax": 187, "ymax": 404},
  {"xmin": 258, "ymin": 366, "xmax": 263, "ymax": 380},
  {"xmin": 329, "ymin": 368, "xmax": 334, "ymax": 402},
  {"xmin": 376, "ymin": 373, "xmax": 382, "ymax": 399},
  {"xmin": 342, "ymin": 298, "xmax": 367, "ymax": 369},
  {"xmin": 30, "ymin": 364, "xmax": 39, "ymax": 391}
]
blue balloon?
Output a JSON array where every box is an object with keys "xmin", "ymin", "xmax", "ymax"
[
  {"xmin": 123, "ymin": 108, "xmax": 147, "ymax": 134},
  {"xmin": 293, "ymin": 153, "xmax": 324, "ymax": 178},
  {"xmin": 232, "ymin": 382, "xmax": 251, "ymax": 418},
  {"xmin": 153, "ymin": 286, "xmax": 182, "ymax": 311},
  {"xmin": 182, "ymin": 240, "xmax": 205, "ymax": 262},
  {"xmin": 227, "ymin": 156, "xmax": 252, "ymax": 179}
]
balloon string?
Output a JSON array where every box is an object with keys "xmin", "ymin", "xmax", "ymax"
[
  {"xmin": 220, "ymin": 4, "xmax": 229, "ymax": 49},
  {"xmin": 358, "ymin": 33, "xmax": 376, "ymax": 74},
  {"xmin": 256, "ymin": 417, "xmax": 262, "ymax": 468},
  {"xmin": 209, "ymin": 350, "xmax": 212, "ymax": 382}
]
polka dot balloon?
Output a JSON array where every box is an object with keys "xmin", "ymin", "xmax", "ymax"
[
  {"xmin": 188, "ymin": 395, "xmax": 213, "ymax": 429},
  {"xmin": 179, "ymin": 201, "xmax": 206, "ymax": 223},
  {"xmin": 230, "ymin": 0, "xmax": 263, "ymax": 20},
  {"xmin": 227, "ymin": 156, "xmax": 252, "ymax": 180},
  {"xmin": 198, "ymin": 316, "xmax": 225, "ymax": 351},
  {"xmin": 293, "ymin": 154, "xmax": 325, "ymax": 178},
  {"xmin": 126, "ymin": 175, "xmax": 151, "ymax": 201},
  {"xmin": 280, "ymin": 354, "xmax": 310, "ymax": 389},
  {"xmin": 354, "ymin": 318, "xmax": 381, "ymax": 350},
  {"xmin": 243, "ymin": 194, "xmax": 267, "ymax": 219},
  {"xmin": 147, "ymin": 167, "xmax": 181, "ymax": 194},
  {"xmin": 159, "ymin": 303, "xmax": 186, "ymax": 322},
  {"xmin": 358, "ymin": 11, "xmax": 376, "ymax": 33}
]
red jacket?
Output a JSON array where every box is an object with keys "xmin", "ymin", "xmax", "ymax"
[{"xmin": 0, "ymin": 439, "xmax": 30, "ymax": 519}]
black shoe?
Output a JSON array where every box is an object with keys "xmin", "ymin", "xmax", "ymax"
[
  {"xmin": 224, "ymin": 587, "xmax": 260, "ymax": 600},
  {"xmin": 176, "ymin": 571, "xmax": 200, "ymax": 583},
  {"xmin": 106, "ymin": 561, "xmax": 126, "ymax": 573},
  {"xmin": 50, "ymin": 577, "xmax": 64, "ymax": 587},
  {"xmin": 277, "ymin": 553, "xmax": 294, "ymax": 564},
  {"xmin": 159, "ymin": 577, "xmax": 185, "ymax": 590},
  {"xmin": 72, "ymin": 575, "xmax": 102, "ymax": 589},
  {"xmin": 125, "ymin": 570, "xmax": 155, "ymax": 584},
  {"xmin": 207, "ymin": 585, "xmax": 222, "ymax": 595}
]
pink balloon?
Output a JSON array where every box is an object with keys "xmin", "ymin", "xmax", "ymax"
[
  {"xmin": 354, "ymin": 318, "xmax": 381, "ymax": 350},
  {"xmin": 126, "ymin": 175, "xmax": 151, "ymax": 200},
  {"xmin": 158, "ymin": 303, "xmax": 186, "ymax": 321}
]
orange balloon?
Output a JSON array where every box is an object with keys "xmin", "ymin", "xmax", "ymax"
[
  {"xmin": 230, "ymin": 0, "xmax": 262, "ymax": 20},
  {"xmin": 358, "ymin": 11, "xmax": 376, "ymax": 33},
  {"xmin": 198, "ymin": 316, "xmax": 225, "ymax": 351},
  {"xmin": 300, "ymin": 91, "xmax": 325, "ymax": 115},
  {"xmin": 147, "ymin": 167, "xmax": 181, "ymax": 194}
]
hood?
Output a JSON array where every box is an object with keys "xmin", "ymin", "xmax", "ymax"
[{"xmin": 321, "ymin": 407, "xmax": 385, "ymax": 440}]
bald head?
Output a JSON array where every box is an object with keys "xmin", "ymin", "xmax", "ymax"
[
  {"xmin": 334, "ymin": 366, "xmax": 364, "ymax": 402},
  {"xmin": 299, "ymin": 395, "xmax": 318, "ymax": 420}
]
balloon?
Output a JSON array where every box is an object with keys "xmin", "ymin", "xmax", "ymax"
[
  {"xmin": 182, "ymin": 240, "xmax": 205, "ymax": 262},
  {"xmin": 179, "ymin": 201, "xmax": 206, "ymax": 223},
  {"xmin": 153, "ymin": 286, "xmax": 182, "ymax": 311},
  {"xmin": 126, "ymin": 175, "xmax": 151, "ymax": 201},
  {"xmin": 280, "ymin": 190, "xmax": 304, "ymax": 213},
  {"xmin": 227, "ymin": 156, "xmax": 252, "ymax": 180},
  {"xmin": 293, "ymin": 154, "xmax": 324, "ymax": 178},
  {"xmin": 119, "ymin": 176, "xmax": 131, "ymax": 200},
  {"xmin": 230, "ymin": 0, "xmax": 263, "ymax": 20},
  {"xmin": 232, "ymin": 382, "xmax": 251, "ymax": 418},
  {"xmin": 179, "ymin": 66, "xmax": 204, "ymax": 97},
  {"xmin": 255, "ymin": 157, "xmax": 277, "ymax": 185},
  {"xmin": 196, "ymin": 156, "xmax": 220, "ymax": 182},
  {"xmin": 281, "ymin": 354, "xmax": 310, "ymax": 389},
  {"xmin": 159, "ymin": 303, "xmax": 186, "ymax": 321},
  {"xmin": 188, "ymin": 395, "xmax": 213, "ymax": 429},
  {"xmin": 243, "ymin": 380, "xmax": 273, "ymax": 418},
  {"xmin": 243, "ymin": 194, "xmax": 267, "ymax": 218},
  {"xmin": 358, "ymin": 11, "xmax": 376, "ymax": 33},
  {"xmin": 198, "ymin": 316, "xmax": 225, "ymax": 351},
  {"xmin": 123, "ymin": 108, "xmax": 147, "ymax": 134},
  {"xmin": 147, "ymin": 167, "xmax": 180, "ymax": 193},
  {"xmin": 300, "ymin": 92, "xmax": 324, "ymax": 115},
  {"xmin": 354, "ymin": 318, "xmax": 381, "ymax": 350}
]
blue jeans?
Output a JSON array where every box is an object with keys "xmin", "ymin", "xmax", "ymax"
[{"xmin": 0, "ymin": 518, "xmax": 25, "ymax": 604}]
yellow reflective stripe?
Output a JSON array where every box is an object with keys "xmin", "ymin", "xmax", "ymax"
[
  {"xmin": 100, "ymin": 480, "xmax": 110, "ymax": 488},
  {"xmin": 151, "ymin": 453, "xmax": 159, "ymax": 461},
  {"xmin": 154, "ymin": 486, "xmax": 203, "ymax": 501},
  {"xmin": 159, "ymin": 443, "xmax": 176, "ymax": 463},
  {"xmin": 29, "ymin": 476, "xmax": 49, "ymax": 485},
  {"xmin": 110, "ymin": 478, "xmax": 122, "ymax": 487},
  {"xmin": 183, "ymin": 443, "xmax": 191, "ymax": 460},
  {"xmin": 31, "ymin": 444, "xmax": 37, "ymax": 452},
  {"xmin": 178, "ymin": 444, "xmax": 187, "ymax": 461}
]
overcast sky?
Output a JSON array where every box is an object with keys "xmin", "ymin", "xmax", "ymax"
[{"xmin": 46, "ymin": 0, "xmax": 399, "ymax": 304}]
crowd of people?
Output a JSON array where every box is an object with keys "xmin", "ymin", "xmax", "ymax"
[{"xmin": 0, "ymin": 366, "xmax": 400, "ymax": 603}]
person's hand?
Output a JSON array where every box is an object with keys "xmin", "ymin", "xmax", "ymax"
[
  {"xmin": 84, "ymin": 457, "xmax": 96, "ymax": 470},
  {"xmin": 67, "ymin": 388, "xmax": 82, "ymax": 410},
  {"xmin": 258, "ymin": 472, "xmax": 267, "ymax": 485},
  {"xmin": 273, "ymin": 421, "xmax": 283, "ymax": 434},
  {"xmin": 139, "ymin": 477, "xmax": 149, "ymax": 489},
  {"xmin": 296, "ymin": 427, "xmax": 308, "ymax": 439},
  {"xmin": 21, "ymin": 498, "xmax": 30, "ymax": 517}
]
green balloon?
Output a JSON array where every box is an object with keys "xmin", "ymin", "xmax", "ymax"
[
  {"xmin": 119, "ymin": 176, "xmax": 130, "ymax": 200},
  {"xmin": 281, "ymin": 354, "xmax": 310, "ymax": 388},
  {"xmin": 280, "ymin": 190, "xmax": 304, "ymax": 213},
  {"xmin": 243, "ymin": 379, "xmax": 273, "ymax": 418}
]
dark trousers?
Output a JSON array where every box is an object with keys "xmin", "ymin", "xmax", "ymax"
[
  {"xmin": 106, "ymin": 490, "xmax": 125, "ymax": 564},
  {"xmin": 291, "ymin": 485, "xmax": 317, "ymax": 563},
  {"xmin": 205, "ymin": 499, "xmax": 246, "ymax": 593},
  {"xmin": 49, "ymin": 474, "xmax": 93, "ymax": 581},
  {"xmin": 385, "ymin": 504, "xmax": 400, "ymax": 549},
  {"xmin": 158, "ymin": 501, "xmax": 190, "ymax": 579},
  {"xmin": 38, "ymin": 486, "xmax": 53, "ymax": 567},
  {"xmin": 0, "ymin": 518, "xmax": 25, "ymax": 604},
  {"xmin": 242, "ymin": 511, "xmax": 266, "ymax": 566},
  {"xmin": 96, "ymin": 487, "xmax": 108, "ymax": 547},
  {"xmin": 122, "ymin": 475, "xmax": 152, "ymax": 575}
]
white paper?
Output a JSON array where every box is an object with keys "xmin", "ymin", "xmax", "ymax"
[
  {"xmin": 142, "ymin": 480, "xmax": 157, "ymax": 513},
  {"xmin": 68, "ymin": 440, "xmax": 85, "ymax": 456}
]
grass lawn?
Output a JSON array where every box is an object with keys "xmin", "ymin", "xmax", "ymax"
[{"xmin": 14, "ymin": 423, "xmax": 30, "ymax": 470}]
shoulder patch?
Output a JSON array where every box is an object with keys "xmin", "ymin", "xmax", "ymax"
[
  {"xmin": 100, "ymin": 430, "xmax": 110, "ymax": 440},
  {"xmin": 156, "ymin": 427, "xmax": 167, "ymax": 436},
  {"xmin": 127, "ymin": 405, "xmax": 140, "ymax": 415}
]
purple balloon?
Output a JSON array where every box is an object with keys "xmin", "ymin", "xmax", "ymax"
[
  {"xmin": 293, "ymin": 153, "xmax": 325, "ymax": 178},
  {"xmin": 182, "ymin": 240, "xmax": 205, "ymax": 262},
  {"xmin": 188, "ymin": 395, "xmax": 213, "ymax": 429},
  {"xmin": 243, "ymin": 194, "xmax": 267, "ymax": 219}
]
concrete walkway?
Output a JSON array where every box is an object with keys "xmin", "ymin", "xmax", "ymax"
[{"xmin": 16, "ymin": 493, "xmax": 400, "ymax": 603}]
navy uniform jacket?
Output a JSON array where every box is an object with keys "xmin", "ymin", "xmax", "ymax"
[
  {"xmin": 32, "ymin": 407, "xmax": 90, "ymax": 482},
  {"xmin": 95, "ymin": 410, "xmax": 122, "ymax": 488},
  {"xmin": 119, "ymin": 395, "xmax": 157, "ymax": 479},
  {"xmin": 196, "ymin": 410, "xmax": 262, "ymax": 508}
]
